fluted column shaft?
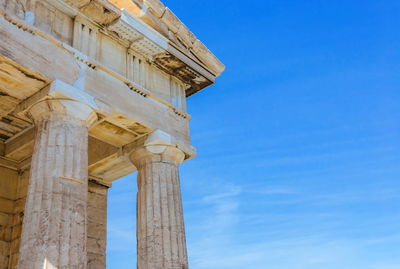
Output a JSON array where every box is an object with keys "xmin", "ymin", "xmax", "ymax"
[
  {"xmin": 131, "ymin": 146, "xmax": 188, "ymax": 269},
  {"xmin": 17, "ymin": 99, "xmax": 96, "ymax": 269}
]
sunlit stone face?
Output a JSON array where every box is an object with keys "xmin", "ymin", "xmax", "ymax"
[{"xmin": 0, "ymin": 0, "xmax": 223, "ymax": 268}]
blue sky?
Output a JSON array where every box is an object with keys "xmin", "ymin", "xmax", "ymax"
[{"xmin": 107, "ymin": 1, "xmax": 400, "ymax": 268}]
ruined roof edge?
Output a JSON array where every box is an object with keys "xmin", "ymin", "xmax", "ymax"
[{"xmin": 108, "ymin": 0, "xmax": 225, "ymax": 77}]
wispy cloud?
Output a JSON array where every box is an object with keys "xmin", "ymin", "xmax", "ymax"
[
  {"xmin": 184, "ymin": 180, "xmax": 400, "ymax": 269},
  {"xmin": 249, "ymin": 186, "xmax": 297, "ymax": 195},
  {"xmin": 203, "ymin": 184, "xmax": 242, "ymax": 202}
]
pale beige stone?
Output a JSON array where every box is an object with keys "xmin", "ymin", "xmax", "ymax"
[
  {"xmin": 136, "ymin": 6, "xmax": 170, "ymax": 37},
  {"xmin": 130, "ymin": 144, "xmax": 188, "ymax": 269},
  {"xmin": 87, "ymin": 181, "xmax": 108, "ymax": 269},
  {"xmin": 108, "ymin": 0, "xmax": 142, "ymax": 18},
  {"xmin": 177, "ymin": 23, "xmax": 196, "ymax": 49},
  {"xmin": 111, "ymin": 0, "xmax": 225, "ymax": 76},
  {"xmin": 0, "ymin": 1, "xmax": 223, "ymax": 267},
  {"xmin": 34, "ymin": 2, "xmax": 74, "ymax": 45},
  {"xmin": 161, "ymin": 8, "xmax": 181, "ymax": 34},
  {"xmin": 65, "ymin": 0, "xmax": 91, "ymax": 8},
  {"xmin": 192, "ymin": 39, "xmax": 226, "ymax": 76},
  {"xmin": 145, "ymin": 0, "xmax": 165, "ymax": 16},
  {"xmin": 87, "ymin": 253, "xmax": 106, "ymax": 269},
  {"xmin": 17, "ymin": 99, "xmax": 97, "ymax": 269},
  {"xmin": 80, "ymin": 0, "xmax": 121, "ymax": 25}
]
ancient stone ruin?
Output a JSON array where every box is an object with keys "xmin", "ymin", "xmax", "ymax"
[{"xmin": 0, "ymin": 0, "xmax": 224, "ymax": 268}]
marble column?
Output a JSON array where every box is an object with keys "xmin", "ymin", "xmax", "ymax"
[
  {"xmin": 130, "ymin": 144, "xmax": 189, "ymax": 269},
  {"xmin": 17, "ymin": 98, "xmax": 97, "ymax": 269}
]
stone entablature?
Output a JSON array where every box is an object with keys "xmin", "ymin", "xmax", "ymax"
[{"xmin": 0, "ymin": 0, "xmax": 222, "ymax": 100}]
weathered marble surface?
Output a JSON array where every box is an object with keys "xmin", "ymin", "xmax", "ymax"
[
  {"xmin": 87, "ymin": 181, "xmax": 108, "ymax": 269},
  {"xmin": 131, "ymin": 145, "xmax": 188, "ymax": 269},
  {"xmin": 0, "ymin": 0, "xmax": 224, "ymax": 268},
  {"xmin": 17, "ymin": 99, "xmax": 96, "ymax": 269}
]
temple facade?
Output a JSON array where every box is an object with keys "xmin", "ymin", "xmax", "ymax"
[{"xmin": 0, "ymin": 0, "xmax": 224, "ymax": 268}]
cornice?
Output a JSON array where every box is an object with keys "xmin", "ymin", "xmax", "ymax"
[
  {"xmin": 108, "ymin": 10, "xmax": 167, "ymax": 57},
  {"xmin": 107, "ymin": 10, "xmax": 215, "ymax": 96}
]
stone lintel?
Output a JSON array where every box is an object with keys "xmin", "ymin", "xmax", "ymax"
[
  {"xmin": 89, "ymin": 177, "xmax": 112, "ymax": 188},
  {"xmin": 3, "ymin": 127, "xmax": 35, "ymax": 161}
]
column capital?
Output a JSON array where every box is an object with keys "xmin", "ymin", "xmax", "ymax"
[
  {"xmin": 27, "ymin": 98, "xmax": 97, "ymax": 127},
  {"xmin": 130, "ymin": 146, "xmax": 185, "ymax": 168},
  {"xmin": 129, "ymin": 130, "xmax": 185, "ymax": 167}
]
